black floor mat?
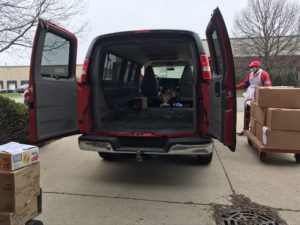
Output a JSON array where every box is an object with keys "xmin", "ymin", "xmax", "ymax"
[{"xmin": 102, "ymin": 107, "xmax": 194, "ymax": 132}]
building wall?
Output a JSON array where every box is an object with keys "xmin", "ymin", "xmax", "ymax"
[{"xmin": 0, "ymin": 65, "xmax": 83, "ymax": 90}]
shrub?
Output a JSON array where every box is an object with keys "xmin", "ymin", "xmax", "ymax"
[
  {"xmin": 284, "ymin": 72, "xmax": 299, "ymax": 87},
  {"xmin": 0, "ymin": 95, "xmax": 29, "ymax": 145},
  {"xmin": 271, "ymin": 75, "xmax": 283, "ymax": 86}
]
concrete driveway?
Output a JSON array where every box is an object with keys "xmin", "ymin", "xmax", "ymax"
[{"xmin": 35, "ymin": 113, "xmax": 300, "ymax": 225}]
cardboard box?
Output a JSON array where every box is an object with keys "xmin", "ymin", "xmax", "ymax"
[
  {"xmin": 251, "ymin": 101, "xmax": 266, "ymax": 125},
  {"xmin": 267, "ymin": 108, "xmax": 300, "ymax": 131},
  {"xmin": 0, "ymin": 162, "xmax": 40, "ymax": 212},
  {"xmin": 262, "ymin": 128, "xmax": 300, "ymax": 150},
  {"xmin": 250, "ymin": 118, "xmax": 256, "ymax": 136},
  {"xmin": 255, "ymin": 87, "xmax": 300, "ymax": 108},
  {"xmin": 0, "ymin": 142, "xmax": 39, "ymax": 171},
  {"xmin": 0, "ymin": 197, "xmax": 38, "ymax": 225},
  {"xmin": 255, "ymin": 121, "xmax": 263, "ymax": 143},
  {"xmin": 250, "ymin": 101, "xmax": 256, "ymax": 118}
]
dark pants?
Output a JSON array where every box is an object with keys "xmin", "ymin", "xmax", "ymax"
[{"xmin": 243, "ymin": 104, "xmax": 251, "ymax": 130}]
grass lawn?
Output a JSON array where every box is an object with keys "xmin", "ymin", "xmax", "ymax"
[{"xmin": 0, "ymin": 93, "xmax": 23, "ymax": 98}]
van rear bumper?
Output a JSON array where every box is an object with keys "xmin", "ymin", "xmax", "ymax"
[{"xmin": 78, "ymin": 135, "xmax": 213, "ymax": 155}]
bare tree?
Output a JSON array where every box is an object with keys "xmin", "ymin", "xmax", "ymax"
[
  {"xmin": 233, "ymin": 0, "xmax": 300, "ymax": 74},
  {"xmin": 0, "ymin": 0, "xmax": 88, "ymax": 53}
]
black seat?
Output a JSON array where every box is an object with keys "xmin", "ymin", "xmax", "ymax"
[
  {"xmin": 141, "ymin": 66, "xmax": 160, "ymax": 106},
  {"xmin": 141, "ymin": 66, "xmax": 158, "ymax": 97},
  {"xmin": 179, "ymin": 65, "xmax": 193, "ymax": 102}
]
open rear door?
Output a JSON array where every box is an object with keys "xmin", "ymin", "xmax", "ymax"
[
  {"xmin": 27, "ymin": 19, "xmax": 78, "ymax": 143},
  {"xmin": 206, "ymin": 8, "xmax": 236, "ymax": 151}
]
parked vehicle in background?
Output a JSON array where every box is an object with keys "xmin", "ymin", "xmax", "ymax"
[
  {"xmin": 16, "ymin": 84, "xmax": 29, "ymax": 93},
  {"xmin": 26, "ymin": 8, "xmax": 236, "ymax": 164}
]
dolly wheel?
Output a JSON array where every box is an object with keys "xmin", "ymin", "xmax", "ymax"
[
  {"xmin": 259, "ymin": 152, "xmax": 267, "ymax": 162},
  {"xmin": 247, "ymin": 138, "xmax": 253, "ymax": 146},
  {"xmin": 295, "ymin": 154, "xmax": 300, "ymax": 164}
]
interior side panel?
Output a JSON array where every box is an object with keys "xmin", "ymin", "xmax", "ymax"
[
  {"xmin": 209, "ymin": 76, "xmax": 224, "ymax": 140},
  {"xmin": 35, "ymin": 80, "xmax": 77, "ymax": 138}
]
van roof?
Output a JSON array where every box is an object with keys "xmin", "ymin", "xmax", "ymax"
[{"xmin": 86, "ymin": 29, "xmax": 206, "ymax": 58}]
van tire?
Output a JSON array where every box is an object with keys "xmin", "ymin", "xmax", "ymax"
[
  {"xmin": 295, "ymin": 154, "xmax": 300, "ymax": 164},
  {"xmin": 98, "ymin": 152, "xmax": 118, "ymax": 161},
  {"xmin": 196, "ymin": 152, "xmax": 213, "ymax": 165}
]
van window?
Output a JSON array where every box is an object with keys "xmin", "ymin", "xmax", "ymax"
[
  {"xmin": 130, "ymin": 64, "xmax": 137, "ymax": 81},
  {"xmin": 41, "ymin": 32, "xmax": 70, "ymax": 78},
  {"xmin": 209, "ymin": 30, "xmax": 224, "ymax": 76},
  {"xmin": 153, "ymin": 66, "xmax": 185, "ymax": 79},
  {"xmin": 103, "ymin": 53, "xmax": 122, "ymax": 81},
  {"xmin": 123, "ymin": 61, "xmax": 131, "ymax": 82}
]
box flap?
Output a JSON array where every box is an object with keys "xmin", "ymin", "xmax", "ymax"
[{"xmin": 0, "ymin": 142, "xmax": 37, "ymax": 154}]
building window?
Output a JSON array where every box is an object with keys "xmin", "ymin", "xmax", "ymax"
[
  {"xmin": 21, "ymin": 80, "xmax": 29, "ymax": 85},
  {"xmin": 0, "ymin": 81, "xmax": 3, "ymax": 89},
  {"xmin": 7, "ymin": 80, "xmax": 17, "ymax": 92}
]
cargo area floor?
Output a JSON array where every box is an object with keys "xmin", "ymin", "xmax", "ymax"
[{"xmin": 101, "ymin": 107, "xmax": 194, "ymax": 133}]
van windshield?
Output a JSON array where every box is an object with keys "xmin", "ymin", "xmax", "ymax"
[{"xmin": 153, "ymin": 66, "xmax": 185, "ymax": 79}]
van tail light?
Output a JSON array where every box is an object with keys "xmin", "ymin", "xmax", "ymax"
[
  {"xmin": 199, "ymin": 54, "xmax": 212, "ymax": 81},
  {"xmin": 81, "ymin": 58, "xmax": 89, "ymax": 83}
]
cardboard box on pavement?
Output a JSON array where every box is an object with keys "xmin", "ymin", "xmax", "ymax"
[
  {"xmin": 0, "ymin": 162, "xmax": 40, "ymax": 212},
  {"xmin": 267, "ymin": 108, "xmax": 300, "ymax": 131},
  {"xmin": 255, "ymin": 87, "xmax": 300, "ymax": 108},
  {"xmin": 0, "ymin": 142, "xmax": 39, "ymax": 171},
  {"xmin": 0, "ymin": 197, "xmax": 38, "ymax": 225}
]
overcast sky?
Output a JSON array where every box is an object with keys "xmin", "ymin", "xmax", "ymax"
[{"xmin": 1, "ymin": 0, "xmax": 249, "ymax": 66}]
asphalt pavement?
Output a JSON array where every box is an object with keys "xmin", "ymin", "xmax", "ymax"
[{"xmin": 34, "ymin": 112, "xmax": 300, "ymax": 225}]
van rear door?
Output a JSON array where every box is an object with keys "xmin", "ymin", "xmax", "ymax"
[
  {"xmin": 27, "ymin": 19, "xmax": 78, "ymax": 143},
  {"xmin": 205, "ymin": 8, "xmax": 236, "ymax": 151}
]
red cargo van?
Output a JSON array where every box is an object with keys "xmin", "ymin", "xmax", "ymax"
[{"xmin": 26, "ymin": 8, "xmax": 236, "ymax": 164}]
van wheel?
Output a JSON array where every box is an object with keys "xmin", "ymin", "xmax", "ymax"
[
  {"xmin": 98, "ymin": 152, "xmax": 118, "ymax": 161},
  {"xmin": 295, "ymin": 154, "xmax": 300, "ymax": 164},
  {"xmin": 26, "ymin": 220, "xmax": 43, "ymax": 225},
  {"xmin": 196, "ymin": 152, "xmax": 213, "ymax": 165}
]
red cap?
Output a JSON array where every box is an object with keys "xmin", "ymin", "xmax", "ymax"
[{"xmin": 249, "ymin": 60, "xmax": 261, "ymax": 68}]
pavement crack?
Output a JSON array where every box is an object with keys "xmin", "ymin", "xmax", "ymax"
[
  {"xmin": 43, "ymin": 191, "xmax": 227, "ymax": 207},
  {"xmin": 214, "ymin": 143, "xmax": 236, "ymax": 195}
]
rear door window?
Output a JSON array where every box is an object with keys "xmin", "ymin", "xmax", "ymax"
[
  {"xmin": 209, "ymin": 30, "xmax": 224, "ymax": 76},
  {"xmin": 41, "ymin": 32, "xmax": 70, "ymax": 79}
]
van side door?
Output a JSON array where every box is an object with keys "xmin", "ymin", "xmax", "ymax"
[
  {"xmin": 27, "ymin": 19, "xmax": 78, "ymax": 143},
  {"xmin": 206, "ymin": 8, "xmax": 237, "ymax": 151}
]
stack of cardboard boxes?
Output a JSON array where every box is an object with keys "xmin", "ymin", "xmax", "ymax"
[
  {"xmin": 0, "ymin": 142, "xmax": 40, "ymax": 225},
  {"xmin": 250, "ymin": 87, "xmax": 300, "ymax": 150}
]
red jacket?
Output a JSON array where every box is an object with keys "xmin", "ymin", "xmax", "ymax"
[{"xmin": 236, "ymin": 70, "xmax": 272, "ymax": 90}]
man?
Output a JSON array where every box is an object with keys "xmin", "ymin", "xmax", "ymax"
[{"xmin": 236, "ymin": 60, "xmax": 272, "ymax": 135}]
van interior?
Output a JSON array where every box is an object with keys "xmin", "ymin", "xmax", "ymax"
[{"xmin": 90, "ymin": 33, "xmax": 200, "ymax": 134}]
